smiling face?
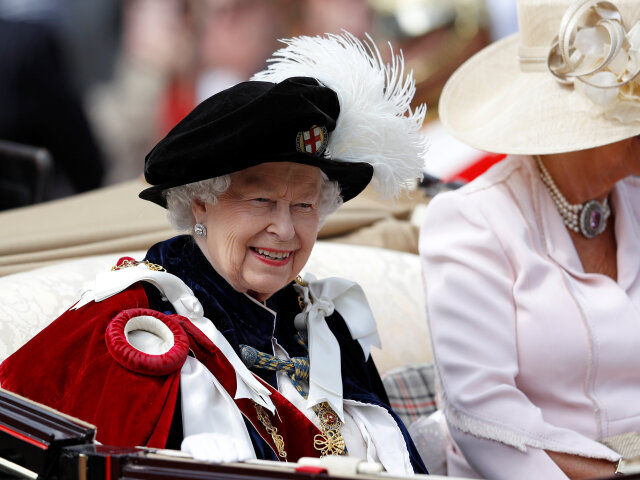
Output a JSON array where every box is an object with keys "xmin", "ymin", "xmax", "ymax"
[{"xmin": 192, "ymin": 162, "xmax": 323, "ymax": 302}]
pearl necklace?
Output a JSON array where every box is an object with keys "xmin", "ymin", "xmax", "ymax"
[{"xmin": 535, "ymin": 156, "xmax": 610, "ymax": 239}]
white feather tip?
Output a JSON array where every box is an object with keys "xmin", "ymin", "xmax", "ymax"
[{"xmin": 251, "ymin": 31, "xmax": 427, "ymax": 199}]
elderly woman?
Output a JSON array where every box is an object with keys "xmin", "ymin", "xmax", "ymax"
[
  {"xmin": 417, "ymin": 0, "xmax": 640, "ymax": 479},
  {"xmin": 0, "ymin": 34, "xmax": 427, "ymax": 474}
]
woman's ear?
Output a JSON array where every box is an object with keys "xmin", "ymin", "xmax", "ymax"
[{"xmin": 191, "ymin": 199, "xmax": 206, "ymax": 223}]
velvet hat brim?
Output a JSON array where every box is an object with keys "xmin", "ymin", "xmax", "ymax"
[{"xmin": 139, "ymin": 77, "xmax": 373, "ymax": 207}]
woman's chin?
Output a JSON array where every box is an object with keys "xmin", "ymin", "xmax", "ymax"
[{"xmin": 243, "ymin": 276, "xmax": 293, "ymax": 302}]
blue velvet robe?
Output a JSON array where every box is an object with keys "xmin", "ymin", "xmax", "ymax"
[{"xmin": 144, "ymin": 235, "xmax": 427, "ymax": 473}]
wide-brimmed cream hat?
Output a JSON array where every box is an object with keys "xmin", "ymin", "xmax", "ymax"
[{"xmin": 439, "ymin": 0, "xmax": 640, "ymax": 155}]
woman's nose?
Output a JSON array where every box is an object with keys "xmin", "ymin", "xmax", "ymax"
[{"xmin": 266, "ymin": 203, "xmax": 295, "ymax": 240}]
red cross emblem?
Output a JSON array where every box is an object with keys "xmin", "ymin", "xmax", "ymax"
[{"xmin": 296, "ymin": 125, "xmax": 328, "ymax": 156}]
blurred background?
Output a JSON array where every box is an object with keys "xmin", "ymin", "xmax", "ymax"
[{"xmin": 0, "ymin": 0, "xmax": 518, "ymax": 211}]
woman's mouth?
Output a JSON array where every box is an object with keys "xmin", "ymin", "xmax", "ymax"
[{"xmin": 250, "ymin": 247, "xmax": 292, "ymax": 264}]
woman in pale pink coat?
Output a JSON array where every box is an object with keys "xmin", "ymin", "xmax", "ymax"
[{"xmin": 419, "ymin": 0, "xmax": 640, "ymax": 479}]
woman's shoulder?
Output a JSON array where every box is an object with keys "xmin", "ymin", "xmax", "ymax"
[
  {"xmin": 436, "ymin": 155, "xmax": 534, "ymax": 203},
  {"xmin": 423, "ymin": 155, "xmax": 535, "ymax": 228},
  {"xmin": 419, "ymin": 155, "xmax": 542, "ymax": 266}
]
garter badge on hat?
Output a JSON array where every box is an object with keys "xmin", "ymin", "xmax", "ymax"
[{"xmin": 296, "ymin": 125, "xmax": 328, "ymax": 156}]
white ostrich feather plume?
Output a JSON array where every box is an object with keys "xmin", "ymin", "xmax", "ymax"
[{"xmin": 251, "ymin": 32, "xmax": 427, "ymax": 199}]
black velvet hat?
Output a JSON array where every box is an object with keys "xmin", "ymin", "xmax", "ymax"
[{"xmin": 139, "ymin": 76, "xmax": 374, "ymax": 207}]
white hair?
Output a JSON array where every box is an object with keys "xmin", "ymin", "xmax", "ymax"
[
  {"xmin": 317, "ymin": 172, "xmax": 343, "ymax": 228},
  {"xmin": 165, "ymin": 175, "xmax": 232, "ymax": 231},
  {"xmin": 164, "ymin": 170, "xmax": 342, "ymax": 232}
]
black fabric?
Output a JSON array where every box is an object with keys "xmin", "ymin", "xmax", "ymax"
[
  {"xmin": 139, "ymin": 77, "xmax": 373, "ymax": 206},
  {"xmin": 143, "ymin": 235, "xmax": 427, "ymax": 473},
  {"xmin": 164, "ymin": 382, "xmax": 184, "ymax": 450},
  {"xmin": 0, "ymin": 19, "xmax": 104, "ymax": 197}
]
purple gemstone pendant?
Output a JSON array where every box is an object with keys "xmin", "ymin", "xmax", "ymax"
[
  {"xmin": 579, "ymin": 199, "xmax": 608, "ymax": 239},
  {"xmin": 590, "ymin": 209, "xmax": 601, "ymax": 230}
]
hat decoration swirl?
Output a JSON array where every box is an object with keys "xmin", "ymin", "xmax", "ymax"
[
  {"xmin": 548, "ymin": 0, "xmax": 640, "ymax": 114},
  {"xmin": 252, "ymin": 32, "xmax": 428, "ymax": 200}
]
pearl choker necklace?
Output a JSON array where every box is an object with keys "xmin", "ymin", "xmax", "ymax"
[{"xmin": 535, "ymin": 156, "xmax": 610, "ymax": 239}]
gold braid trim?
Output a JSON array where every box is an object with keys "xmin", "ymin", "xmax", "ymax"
[
  {"xmin": 111, "ymin": 259, "xmax": 166, "ymax": 272},
  {"xmin": 254, "ymin": 404, "xmax": 287, "ymax": 459}
]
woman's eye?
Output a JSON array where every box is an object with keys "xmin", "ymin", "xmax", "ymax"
[
  {"xmin": 248, "ymin": 198, "xmax": 272, "ymax": 209},
  {"xmin": 296, "ymin": 203, "xmax": 314, "ymax": 211}
]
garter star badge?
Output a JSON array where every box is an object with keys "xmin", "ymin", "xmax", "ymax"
[{"xmin": 296, "ymin": 125, "xmax": 328, "ymax": 156}]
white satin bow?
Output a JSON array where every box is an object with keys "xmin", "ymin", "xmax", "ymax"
[{"xmin": 294, "ymin": 274, "xmax": 380, "ymax": 420}]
